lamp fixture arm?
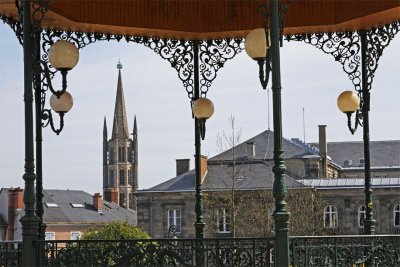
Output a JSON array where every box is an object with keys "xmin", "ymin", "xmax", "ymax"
[
  {"xmin": 258, "ymin": 53, "xmax": 272, "ymax": 90},
  {"xmin": 199, "ymin": 119, "xmax": 206, "ymax": 140},
  {"xmin": 42, "ymin": 109, "xmax": 65, "ymax": 135},
  {"xmin": 41, "ymin": 60, "xmax": 68, "ymax": 98},
  {"xmin": 346, "ymin": 110, "xmax": 361, "ymax": 135}
]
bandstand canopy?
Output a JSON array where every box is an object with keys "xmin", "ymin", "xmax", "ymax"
[{"xmin": 0, "ymin": 0, "xmax": 399, "ymax": 39}]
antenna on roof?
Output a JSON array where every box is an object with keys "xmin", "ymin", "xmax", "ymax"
[{"xmin": 302, "ymin": 107, "xmax": 306, "ymax": 143}]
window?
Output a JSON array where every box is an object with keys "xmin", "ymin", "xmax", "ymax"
[
  {"xmin": 128, "ymin": 170, "xmax": 131, "ymax": 185},
  {"xmin": 119, "ymin": 193, "xmax": 125, "ymax": 207},
  {"xmin": 70, "ymin": 203, "xmax": 85, "ymax": 208},
  {"xmin": 358, "ymin": 205, "xmax": 366, "ymax": 228},
  {"xmin": 394, "ymin": 204, "xmax": 400, "ymax": 227},
  {"xmin": 109, "ymin": 170, "xmax": 114, "ymax": 186},
  {"xmin": 324, "ymin": 205, "xmax": 338, "ymax": 228},
  {"xmin": 106, "ymin": 151, "xmax": 109, "ymax": 164},
  {"xmin": 45, "ymin": 232, "xmax": 55, "ymax": 240},
  {"xmin": 217, "ymin": 208, "xmax": 231, "ymax": 233},
  {"xmin": 119, "ymin": 169, "xmax": 125, "ymax": 185},
  {"xmin": 70, "ymin": 232, "xmax": 81, "ymax": 240},
  {"xmin": 119, "ymin": 146, "xmax": 125, "ymax": 162},
  {"xmin": 168, "ymin": 209, "xmax": 181, "ymax": 233},
  {"xmin": 45, "ymin": 203, "xmax": 59, "ymax": 208}
]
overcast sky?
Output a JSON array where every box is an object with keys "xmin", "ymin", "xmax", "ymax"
[{"xmin": 0, "ymin": 24, "xmax": 399, "ymax": 194}]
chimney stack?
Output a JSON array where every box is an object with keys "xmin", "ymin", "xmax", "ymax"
[
  {"xmin": 318, "ymin": 125, "xmax": 328, "ymax": 178},
  {"xmin": 246, "ymin": 142, "xmax": 255, "ymax": 159},
  {"xmin": 200, "ymin": 155, "xmax": 208, "ymax": 184},
  {"xmin": 176, "ymin": 159, "xmax": 190, "ymax": 176},
  {"xmin": 93, "ymin": 193, "xmax": 103, "ymax": 212},
  {"xmin": 7, "ymin": 187, "xmax": 23, "ymax": 240}
]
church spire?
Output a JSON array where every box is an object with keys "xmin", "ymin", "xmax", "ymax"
[
  {"xmin": 103, "ymin": 116, "xmax": 108, "ymax": 140},
  {"xmin": 112, "ymin": 61, "xmax": 129, "ymax": 139}
]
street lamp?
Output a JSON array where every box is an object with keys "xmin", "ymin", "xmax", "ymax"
[
  {"xmin": 337, "ymin": 90, "xmax": 361, "ymax": 134},
  {"xmin": 192, "ymin": 97, "xmax": 214, "ymax": 140},
  {"xmin": 41, "ymin": 40, "xmax": 79, "ymax": 135},
  {"xmin": 245, "ymin": 1, "xmax": 291, "ymax": 266},
  {"xmin": 245, "ymin": 28, "xmax": 271, "ymax": 89}
]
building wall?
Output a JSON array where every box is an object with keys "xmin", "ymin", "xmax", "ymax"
[
  {"xmin": 45, "ymin": 224, "xmax": 93, "ymax": 240},
  {"xmin": 136, "ymin": 192, "xmax": 196, "ymax": 238},
  {"xmin": 319, "ymin": 187, "xmax": 400, "ymax": 235}
]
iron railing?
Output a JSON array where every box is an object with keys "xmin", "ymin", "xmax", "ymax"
[
  {"xmin": 0, "ymin": 241, "xmax": 22, "ymax": 267},
  {"xmin": 4, "ymin": 235, "xmax": 400, "ymax": 266},
  {"xmin": 39, "ymin": 237, "xmax": 274, "ymax": 267},
  {"xmin": 290, "ymin": 235, "xmax": 400, "ymax": 267}
]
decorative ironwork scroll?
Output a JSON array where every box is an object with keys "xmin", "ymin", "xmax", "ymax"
[
  {"xmin": 285, "ymin": 21, "xmax": 400, "ymax": 94},
  {"xmin": 286, "ymin": 32, "xmax": 362, "ymax": 91},
  {"xmin": 41, "ymin": 30, "xmax": 244, "ymax": 101},
  {"xmin": 0, "ymin": 14, "xmax": 23, "ymax": 45},
  {"xmin": 365, "ymin": 22, "xmax": 400, "ymax": 91},
  {"xmin": 40, "ymin": 238, "xmax": 274, "ymax": 267},
  {"xmin": 199, "ymin": 39, "xmax": 244, "ymax": 97}
]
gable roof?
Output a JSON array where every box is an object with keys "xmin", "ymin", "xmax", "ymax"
[
  {"xmin": 141, "ymin": 161, "xmax": 306, "ymax": 193},
  {"xmin": 310, "ymin": 140, "xmax": 400, "ymax": 168},
  {"xmin": 42, "ymin": 189, "xmax": 136, "ymax": 225},
  {"xmin": 210, "ymin": 130, "xmax": 316, "ymax": 162}
]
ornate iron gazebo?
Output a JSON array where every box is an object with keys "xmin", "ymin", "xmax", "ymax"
[{"xmin": 0, "ymin": 1, "xmax": 399, "ymax": 266}]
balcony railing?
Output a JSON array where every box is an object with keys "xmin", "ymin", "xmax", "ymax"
[
  {"xmin": 3, "ymin": 235, "xmax": 400, "ymax": 266},
  {"xmin": 39, "ymin": 237, "xmax": 274, "ymax": 267},
  {"xmin": 0, "ymin": 241, "xmax": 22, "ymax": 267},
  {"xmin": 290, "ymin": 235, "xmax": 400, "ymax": 267}
]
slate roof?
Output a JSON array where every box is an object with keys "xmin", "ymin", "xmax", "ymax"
[
  {"xmin": 210, "ymin": 130, "xmax": 316, "ymax": 162},
  {"xmin": 300, "ymin": 178, "xmax": 400, "ymax": 188},
  {"xmin": 309, "ymin": 140, "xmax": 400, "ymax": 168},
  {"xmin": 141, "ymin": 162, "xmax": 306, "ymax": 192},
  {"xmin": 42, "ymin": 189, "xmax": 136, "ymax": 225}
]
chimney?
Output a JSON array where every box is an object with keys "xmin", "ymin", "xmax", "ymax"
[
  {"xmin": 200, "ymin": 155, "xmax": 208, "ymax": 184},
  {"xmin": 7, "ymin": 187, "xmax": 23, "ymax": 240},
  {"xmin": 93, "ymin": 193, "xmax": 103, "ymax": 211},
  {"xmin": 176, "ymin": 159, "xmax": 190, "ymax": 176},
  {"xmin": 246, "ymin": 142, "xmax": 255, "ymax": 159},
  {"xmin": 318, "ymin": 125, "xmax": 328, "ymax": 178}
]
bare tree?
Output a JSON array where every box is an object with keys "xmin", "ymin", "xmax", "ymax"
[{"xmin": 204, "ymin": 115, "xmax": 326, "ymax": 237}]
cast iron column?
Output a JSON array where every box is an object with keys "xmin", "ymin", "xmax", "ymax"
[
  {"xmin": 193, "ymin": 41, "xmax": 205, "ymax": 239},
  {"xmin": 270, "ymin": 0, "xmax": 290, "ymax": 266},
  {"xmin": 360, "ymin": 30, "xmax": 376, "ymax": 236},
  {"xmin": 21, "ymin": 0, "xmax": 40, "ymax": 266},
  {"xmin": 33, "ymin": 28, "xmax": 46, "ymax": 266}
]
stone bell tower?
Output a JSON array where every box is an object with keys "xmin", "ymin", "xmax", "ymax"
[{"xmin": 103, "ymin": 61, "xmax": 138, "ymax": 210}]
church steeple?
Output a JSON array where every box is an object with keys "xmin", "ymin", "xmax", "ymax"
[
  {"xmin": 104, "ymin": 61, "xmax": 139, "ymax": 211},
  {"xmin": 112, "ymin": 61, "xmax": 129, "ymax": 139}
]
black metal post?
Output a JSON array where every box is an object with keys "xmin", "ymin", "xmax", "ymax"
[
  {"xmin": 33, "ymin": 28, "xmax": 46, "ymax": 267},
  {"xmin": 270, "ymin": 0, "xmax": 290, "ymax": 266},
  {"xmin": 21, "ymin": 0, "xmax": 40, "ymax": 266},
  {"xmin": 193, "ymin": 41, "xmax": 205, "ymax": 239},
  {"xmin": 360, "ymin": 31, "xmax": 376, "ymax": 236}
]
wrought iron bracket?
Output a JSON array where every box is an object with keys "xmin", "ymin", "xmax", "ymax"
[
  {"xmin": 41, "ymin": 30, "xmax": 244, "ymax": 101},
  {"xmin": 286, "ymin": 21, "xmax": 400, "ymax": 131},
  {"xmin": 0, "ymin": 14, "xmax": 23, "ymax": 45}
]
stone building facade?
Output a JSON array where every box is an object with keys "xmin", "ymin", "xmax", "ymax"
[
  {"xmin": 103, "ymin": 62, "xmax": 138, "ymax": 210},
  {"xmin": 136, "ymin": 126, "xmax": 400, "ymax": 238}
]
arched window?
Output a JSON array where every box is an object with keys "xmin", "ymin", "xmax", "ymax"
[
  {"xmin": 324, "ymin": 205, "xmax": 338, "ymax": 228},
  {"xmin": 394, "ymin": 204, "xmax": 400, "ymax": 227},
  {"xmin": 358, "ymin": 205, "xmax": 366, "ymax": 228}
]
